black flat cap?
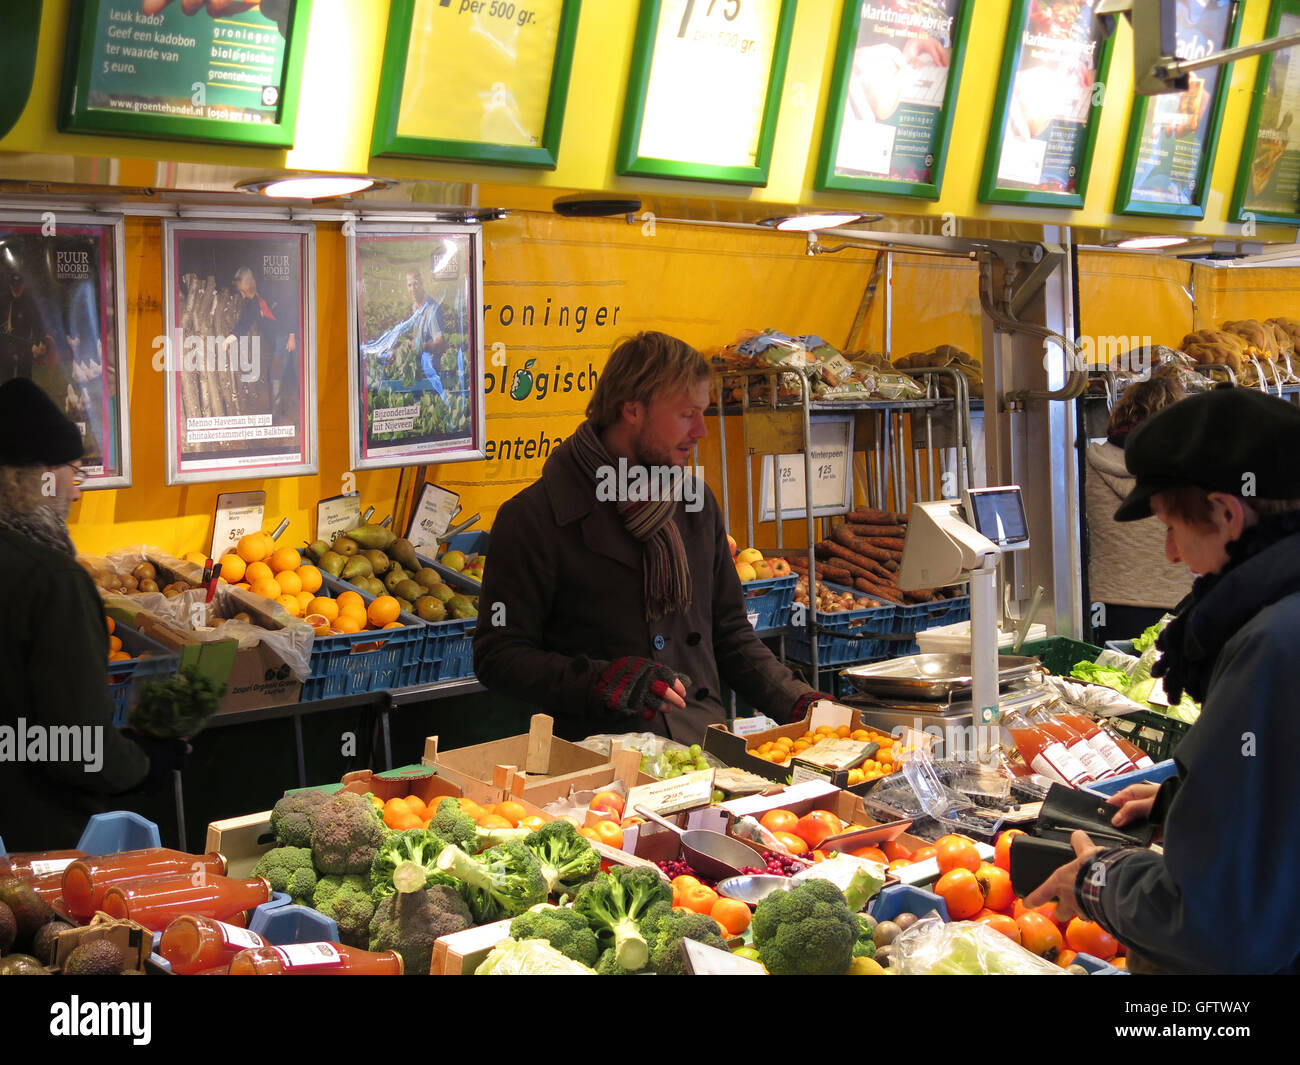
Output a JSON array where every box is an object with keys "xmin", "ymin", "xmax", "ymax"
[
  {"xmin": 1116, "ymin": 387, "xmax": 1300, "ymax": 521},
  {"xmin": 0, "ymin": 378, "xmax": 84, "ymax": 467}
]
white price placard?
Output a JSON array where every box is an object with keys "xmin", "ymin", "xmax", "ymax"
[
  {"xmin": 625, "ymin": 768, "xmax": 716, "ymax": 817},
  {"xmin": 316, "ymin": 493, "xmax": 362, "ymax": 543},
  {"xmin": 210, "ymin": 491, "xmax": 266, "ymax": 559},
  {"xmin": 732, "ymin": 715, "xmax": 780, "ymax": 737},
  {"xmin": 759, "ymin": 415, "xmax": 853, "ymax": 521},
  {"xmin": 407, "ymin": 482, "xmax": 460, "ymax": 554}
]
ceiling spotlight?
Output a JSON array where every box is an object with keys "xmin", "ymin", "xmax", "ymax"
[
  {"xmin": 759, "ymin": 211, "xmax": 877, "ymax": 231},
  {"xmin": 235, "ymin": 175, "xmax": 395, "ymax": 200},
  {"xmin": 553, "ymin": 193, "xmax": 643, "ymax": 217},
  {"xmin": 1114, "ymin": 235, "xmax": 1189, "ymax": 250}
]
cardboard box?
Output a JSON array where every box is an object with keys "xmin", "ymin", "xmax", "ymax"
[
  {"xmin": 431, "ymin": 919, "xmax": 513, "ymax": 974},
  {"xmin": 422, "ymin": 715, "xmax": 651, "ymax": 804},
  {"xmin": 53, "ymin": 913, "xmax": 153, "ymax": 973}
]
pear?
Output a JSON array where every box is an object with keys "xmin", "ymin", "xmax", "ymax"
[
  {"xmin": 415, "ymin": 567, "xmax": 442, "ymax": 590},
  {"xmin": 447, "ymin": 595, "xmax": 478, "ymax": 620},
  {"xmin": 305, "ymin": 539, "xmax": 329, "ymax": 561},
  {"xmin": 430, "ymin": 583, "xmax": 455, "ymax": 603},
  {"xmin": 396, "ymin": 597, "xmax": 414, "ymax": 614},
  {"xmin": 384, "ymin": 568, "xmax": 407, "ymax": 593},
  {"xmin": 341, "ymin": 556, "xmax": 374, "ymax": 581},
  {"xmin": 395, "ymin": 579, "xmax": 423, "ymax": 603},
  {"xmin": 318, "ymin": 550, "xmax": 346, "ymax": 578},
  {"xmin": 441, "ymin": 550, "xmax": 466, "ymax": 572},
  {"xmin": 331, "ymin": 536, "xmax": 359, "ymax": 557},
  {"xmin": 363, "ymin": 577, "xmax": 387, "ymax": 598},
  {"xmin": 346, "ymin": 524, "xmax": 396, "ymax": 550},
  {"xmin": 361, "ymin": 549, "xmax": 390, "ymax": 574},
  {"xmin": 389, "ymin": 538, "xmax": 420, "ymax": 571},
  {"xmin": 415, "ymin": 595, "xmax": 446, "ymax": 622}
]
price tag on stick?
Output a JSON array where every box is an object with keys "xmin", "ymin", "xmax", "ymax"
[
  {"xmin": 211, "ymin": 491, "xmax": 266, "ymax": 559},
  {"xmin": 317, "ymin": 493, "xmax": 362, "ymax": 543},
  {"xmin": 407, "ymin": 482, "xmax": 460, "ymax": 555}
]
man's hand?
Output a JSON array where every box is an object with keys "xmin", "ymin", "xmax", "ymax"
[
  {"xmin": 1108, "ymin": 782, "xmax": 1159, "ymax": 827},
  {"xmin": 1023, "ymin": 830, "xmax": 1102, "ymax": 923}
]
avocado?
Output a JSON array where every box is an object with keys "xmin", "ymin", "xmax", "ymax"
[
  {"xmin": 0, "ymin": 954, "xmax": 50, "ymax": 975},
  {"xmin": 0, "ymin": 900, "xmax": 15, "ymax": 953},
  {"xmin": 64, "ymin": 939, "xmax": 125, "ymax": 976},
  {"xmin": 32, "ymin": 920, "xmax": 75, "ymax": 965},
  {"xmin": 0, "ymin": 878, "xmax": 56, "ymax": 951}
]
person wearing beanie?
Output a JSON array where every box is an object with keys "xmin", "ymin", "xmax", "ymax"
[
  {"xmin": 0, "ymin": 379, "xmax": 183, "ymax": 850},
  {"xmin": 1083, "ymin": 374, "xmax": 1193, "ymax": 643},
  {"xmin": 1027, "ymin": 386, "xmax": 1300, "ymax": 974}
]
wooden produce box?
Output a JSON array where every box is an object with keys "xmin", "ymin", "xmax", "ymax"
[
  {"xmin": 431, "ymin": 919, "xmax": 514, "ymax": 975},
  {"xmin": 422, "ymin": 714, "xmax": 649, "ymax": 805}
]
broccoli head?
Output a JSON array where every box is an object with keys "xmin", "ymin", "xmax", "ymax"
[
  {"xmin": 509, "ymin": 906, "xmax": 600, "ymax": 967},
  {"xmin": 572, "ymin": 865, "xmax": 672, "ymax": 972},
  {"xmin": 595, "ymin": 948, "xmax": 638, "ymax": 975},
  {"xmin": 428, "ymin": 797, "xmax": 478, "ymax": 852},
  {"xmin": 853, "ymin": 913, "xmax": 877, "ymax": 958},
  {"xmin": 269, "ymin": 789, "xmax": 332, "ymax": 848},
  {"xmin": 312, "ymin": 875, "xmax": 376, "ymax": 948},
  {"xmin": 311, "ymin": 791, "xmax": 388, "ymax": 876},
  {"xmin": 752, "ymin": 878, "xmax": 857, "ymax": 976},
  {"xmin": 435, "ymin": 841, "xmax": 547, "ymax": 924},
  {"xmin": 370, "ymin": 828, "xmax": 458, "ymax": 900},
  {"xmin": 369, "ymin": 883, "xmax": 473, "ymax": 976},
  {"xmin": 252, "ymin": 846, "xmax": 318, "ymax": 903},
  {"xmin": 522, "ymin": 821, "xmax": 601, "ymax": 897},
  {"xmin": 644, "ymin": 907, "xmax": 728, "ymax": 975}
]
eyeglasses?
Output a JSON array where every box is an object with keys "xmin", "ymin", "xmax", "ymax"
[{"xmin": 59, "ymin": 463, "xmax": 84, "ymax": 487}]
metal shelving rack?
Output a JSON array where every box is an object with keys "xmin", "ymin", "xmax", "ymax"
[{"xmin": 701, "ymin": 362, "xmax": 975, "ymax": 692}]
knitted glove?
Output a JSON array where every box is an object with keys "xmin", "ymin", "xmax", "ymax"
[
  {"xmin": 120, "ymin": 729, "xmax": 191, "ymax": 795},
  {"xmin": 595, "ymin": 657, "xmax": 690, "ymax": 720},
  {"xmin": 787, "ymin": 690, "xmax": 832, "ymax": 724}
]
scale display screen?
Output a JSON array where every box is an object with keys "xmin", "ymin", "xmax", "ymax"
[{"xmin": 964, "ymin": 487, "xmax": 1030, "ymax": 551}]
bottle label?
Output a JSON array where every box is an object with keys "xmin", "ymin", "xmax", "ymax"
[
  {"xmin": 217, "ymin": 921, "xmax": 265, "ymax": 949},
  {"xmin": 272, "ymin": 943, "xmax": 345, "ymax": 970},
  {"xmin": 29, "ymin": 858, "xmax": 76, "ymax": 877},
  {"xmin": 1131, "ymin": 752, "xmax": 1156, "ymax": 769},
  {"xmin": 1067, "ymin": 738, "xmax": 1114, "ymax": 781},
  {"xmin": 1030, "ymin": 742, "xmax": 1091, "ymax": 787},
  {"xmin": 1088, "ymin": 732, "xmax": 1137, "ymax": 774}
]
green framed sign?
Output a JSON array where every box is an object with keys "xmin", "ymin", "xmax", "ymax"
[
  {"xmin": 617, "ymin": 0, "xmax": 796, "ymax": 186},
  {"xmin": 60, "ymin": 0, "xmax": 310, "ymax": 148},
  {"xmin": 371, "ymin": 0, "xmax": 581, "ymax": 168},
  {"xmin": 815, "ymin": 0, "xmax": 972, "ymax": 199},
  {"xmin": 979, "ymin": 0, "xmax": 1114, "ymax": 209},
  {"xmin": 1231, "ymin": 0, "xmax": 1300, "ymax": 225},
  {"xmin": 1114, "ymin": 0, "xmax": 1240, "ymax": 219}
]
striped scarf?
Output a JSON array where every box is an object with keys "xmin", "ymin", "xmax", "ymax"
[{"xmin": 569, "ymin": 420, "xmax": 692, "ymax": 621}]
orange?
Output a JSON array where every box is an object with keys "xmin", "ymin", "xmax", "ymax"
[
  {"xmin": 297, "ymin": 564, "xmax": 323, "ymax": 594},
  {"xmin": 454, "ymin": 798, "xmax": 484, "ymax": 821},
  {"xmin": 478, "ymin": 813, "xmax": 513, "ymax": 830},
  {"xmin": 270, "ymin": 546, "xmax": 302, "ymax": 574},
  {"xmin": 276, "ymin": 594, "xmax": 303, "ymax": 618},
  {"xmin": 681, "ymin": 883, "xmax": 718, "ymax": 915},
  {"xmin": 308, "ymin": 596, "xmax": 339, "ymax": 621},
  {"xmin": 367, "ymin": 595, "xmax": 401, "ymax": 628},
  {"xmin": 108, "ymin": 650, "xmax": 131, "ymax": 662},
  {"xmin": 105, "ymin": 616, "xmax": 115, "ymax": 634},
  {"xmin": 217, "ymin": 553, "xmax": 246, "ymax": 583},
  {"xmin": 670, "ymin": 874, "xmax": 701, "ymax": 893},
  {"xmin": 382, "ymin": 621, "xmax": 403, "ymax": 629},
  {"xmin": 296, "ymin": 590, "xmax": 316, "ymax": 611},
  {"xmin": 274, "ymin": 570, "xmax": 303, "ymax": 596},
  {"xmin": 403, "ymin": 795, "xmax": 429, "ymax": 817},
  {"xmin": 245, "ymin": 561, "xmax": 274, "ymax": 586},
  {"xmin": 336, "ymin": 590, "xmax": 365, "ymax": 614},
  {"xmin": 338, "ymin": 602, "xmax": 368, "ymax": 624},
  {"xmin": 496, "ymin": 801, "xmax": 527, "ymax": 827},
  {"xmin": 303, "ymin": 613, "xmax": 332, "ymax": 637},
  {"xmin": 108, "ymin": 635, "xmax": 123, "ymax": 654},
  {"xmin": 711, "ymin": 897, "xmax": 752, "ymax": 936},
  {"xmin": 519, "ymin": 815, "xmax": 547, "ymax": 831},
  {"xmin": 251, "ymin": 577, "xmax": 282, "ymax": 600},
  {"xmin": 333, "ymin": 615, "xmax": 364, "ymax": 634},
  {"xmin": 236, "ymin": 532, "xmax": 269, "ymax": 563}
]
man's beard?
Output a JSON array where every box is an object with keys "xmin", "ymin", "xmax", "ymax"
[{"xmin": 632, "ymin": 426, "xmax": 687, "ymax": 470}]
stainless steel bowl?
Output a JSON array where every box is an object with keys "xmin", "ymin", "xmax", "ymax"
[{"xmin": 716, "ymin": 874, "xmax": 797, "ymax": 905}]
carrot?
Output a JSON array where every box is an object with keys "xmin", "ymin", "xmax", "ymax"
[
  {"xmin": 831, "ymin": 525, "xmax": 900, "ymax": 564},
  {"xmin": 847, "ymin": 508, "xmax": 906, "ymax": 525},
  {"xmin": 844, "ymin": 523, "xmax": 907, "ymax": 539}
]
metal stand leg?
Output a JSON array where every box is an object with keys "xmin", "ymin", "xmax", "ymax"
[
  {"xmin": 381, "ymin": 709, "xmax": 393, "ymax": 771},
  {"xmin": 293, "ymin": 713, "xmax": 307, "ymax": 790},
  {"xmin": 172, "ymin": 770, "xmax": 186, "ymax": 852}
]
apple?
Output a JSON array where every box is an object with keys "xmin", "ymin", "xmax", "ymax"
[
  {"xmin": 770, "ymin": 557, "xmax": 791, "ymax": 577},
  {"xmin": 726, "ymin": 534, "xmax": 738, "ymax": 558},
  {"xmin": 735, "ymin": 561, "xmax": 757, "ymax": 582},
  {"xmin": 752, "ymin": 561, "xmax": 773, "ymax": 580},
  {"xmin": 736, "ymin": 547, "xmax": 764, "ymax": 566}
]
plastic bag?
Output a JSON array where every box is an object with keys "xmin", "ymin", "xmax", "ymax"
[
  {"xmin": 474, "ymin": 938, "xmax": 597, "ymax": 975},
  {"xmin": 1040, "ymin": 673, "xmax": 1152, "ymax": 718},
  {"xmin": 893, "ymin": 916, "xmax": 1064, "ymax": 975}
]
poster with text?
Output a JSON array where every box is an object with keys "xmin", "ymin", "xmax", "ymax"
[
  {"xmin": 1117, "ymin": 0, "xmax": 1238, "ymax": 215},
  {"xmin": 819, "ymin": 0, "xmax": 969, "ymax": 197},
  {"xmin": 983, "ymin": 0, "xmax": 1110, "ymax": 206},
  {"xmin": 348, "ymin": 227, "xmax": 485, "ymax": 471},
  {"xmin": 162, "ymin": 223, "xmax": 316, "ymax": 485},
  {"xmin": 0, "ymin": 217, "xmax": 131, "ymax": 487},
  {"xmin": 61, "ymin": 0, "xmax": 309, "ymax": 147},
  {"xmin": 1235, "ymin": 4, "xmax": 1300, "ymax": 222}
]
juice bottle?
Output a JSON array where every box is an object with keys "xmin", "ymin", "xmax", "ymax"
[
  {"xmin": 160, "ymin": 916, "xmax": 269, "ymax": 975},
  {"xmin": 1054, "ymin": 709, "xmax": 1140, "ymax": 775},
  {"xmin": 228, "ymin": 943, "xmax": 403, "ymax": 975},
  {"xmin": 100, "ymin": 875, "xmax": 271, "ymax": 931},
  {"xmin": 1025, "ymin": 703, "xmax": 1115, "ymax": 781},
  {"xmin": 1100, "ymin": 723, "xmax": 1156, "ymax": 770},
  {"xmin": 62, "ymin": 849, "xmax": 227, "ymax": 919},
  {"xmin": 23, "ymin": 872, "xmax": 67, "ymax": 905},
  {"xmin": 1000, "ymin": 708, "xmax": 1094, "ymax": 787},
  {"xmin": 0, "ymin": 850, "xmax": 87, "ymax": 879}
]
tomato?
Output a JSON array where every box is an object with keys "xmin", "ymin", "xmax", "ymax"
[
  {"xmin": 848, "ymin": 845, "xmax": 888, "ymax": 864},
  {"xmin": 994, "ymin": 828, "xmax": 1026, "ymax": 872},
  {"xmin": 975, "ymin": 862, "xmax": 1014, "ymax": 913},
  {"xmin": 774, "ymin": 831, "xmax": 809, "ymax": 856},
  {"xmin": 881, "ymin": 840, "xmax": 913, "ymax": 862},
  {"xmin": 591, "ymin": 820, "xmax": 624, "ymax": 849},
  {"xmin": 1016, "ymin": 911, "xmax": 1064, "ymax": 961},
  {"xmin": 682, "ymin": 883, "xmax": 719, "ymax": 915},
  {"xmin": 1065, "ymin": 917, "xmax": 1119, "ymax": 961},
  {"xmin": 589, "ymin": 790, "xmax": 625, "ymax": 819},
  {"xmin": 934, "ymin": 835, "xmax": 981, "ymax": 875},
  {"xmin": 976, "ymin": 913, "xmax": 1022, "ymax": 944},
  {"xmin": 934, "ymin": 868, "xmax": 983, "ymax": 920},
  {"xmin": 794, "ymin": 811, "xmax": 842, "ymax": 849},
  {"xmin": 910, "ymin": 846, "xmax": 937, "ymax": 864},
  {"xmin": 759, "ymin": 809, "xmax": 798, "ymax": 834}
]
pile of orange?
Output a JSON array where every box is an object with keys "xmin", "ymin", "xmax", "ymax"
[
  {"xmin": 217, "ymin": 543, "xmax": 326, "ymax": 621},
  {"xmin": 670, "ymin": 874, "xmax": 753, "ymax": 937},
  {"xmin": 297, "ymin": 589, "xmax": 405, "ymax": 637},
  {"xmin": 748, "ymin": 724, "xmax": 903, "ymax": 785},
  {"xmin": 105, "ymin": 615, "xmax": 132, "ymax": 663},
  {"xmin": 375, "ymin": 793, "xmax": 547, "ymax": 834}
]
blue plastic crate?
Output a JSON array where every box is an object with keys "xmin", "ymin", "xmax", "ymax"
[
  {"xmin": 300, "ymin": 576, "xmax": 426, "ymax": 701},
  {"xmin": 832, "ymin": 657, "xmax": 891, "ymax": 700},
  {"xmin": 416, "ymin": 531, "xmax": 488, "ymax": 593},
  {"xmin": 1072, "ymin": 952, "xmax": 1129, "ymax": 975},
  {"xmin": 786, "ymin": 582, "xmax": 898, "ymax": 666},
  {"xmin": 415, "ymin": 616, "xmax": 477, "ymax": 684},
  {"xmin": 868, "ymin": 883, "xmax": 949, "ymax": 923},
  {"xmin": 742, "ymin": 574, "xmax": 796, "ymax": 633},
  {"xmin": 1082, "ymin": 759, "xmax": 1178, "ymax": 797},
  {"xmin": 76, "ymin": 811, "xmax": 162, "ymax": 854},
  {"xmin": 107, "ymin": 624, "xmax": 180, "ymax": 727},
  {"xmin": 891, "ymin": 595, "xmax": 972, "ymax": 655}
]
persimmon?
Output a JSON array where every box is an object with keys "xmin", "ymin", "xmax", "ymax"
[
  {"xmin": 774, "ymin": 831, "xmax": 809, "ymax": 856},
  {"xmin": 935, "ymin": 868, "xmax": 983, "ymax": 920},
  {"xmin": 934, "ymin": 835, "xmax": 981, "ymax": 874},
  {"xmin": 994, "ymin": 828, "xmax": 1026, "ymax": 872},
  {"xmin": 975, "ymin": 862, "xmax": 1014, "ymax": 912},
  {"xmin": 1016, "ymin": 911, "xmax": 1064, "ymax": 961},
  {"xmin": 976, "ymin": 912, "xmax": 1022, "ymax": 944},
  {"xmin": 1065, "ymin": 917, "xmax": 1119, "ymax": 961}
]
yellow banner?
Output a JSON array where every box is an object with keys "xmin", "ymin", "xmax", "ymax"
[{"xmin": 396, "ymin": 0, "xmax": 565, "ymax": 148}]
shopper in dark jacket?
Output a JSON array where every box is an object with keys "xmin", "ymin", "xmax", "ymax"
[
  {"xmin": 0, "ymin": 379, "xmax": 182, "ymax": 851},
  {"xmin": 1027, "ymin": 386, "xmax": 1300, "ymax": 974},
  {"xmin": 474, "ymin": 332, "xmax": 821, "ymax": 744}
]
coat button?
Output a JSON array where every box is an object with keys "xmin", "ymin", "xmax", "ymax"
[
  {"xmin": 695, "ymin": 688, "xmax": 709, "ymax": 700},
  {"xmin": 686, "ymin": 632, "xmax": 702, "ymax": 646},
  {"xmin": 653, "ymin": 635, "xmax": 665, "ymax": 650}
]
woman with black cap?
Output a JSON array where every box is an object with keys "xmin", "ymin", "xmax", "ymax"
[
  {"xmin": 1027, "ymin": 386, "xmax": 1300, "ymax": 974},
  {"xmin": 0, "ymin": 378, "xmax": 186, "ymax": 851}
]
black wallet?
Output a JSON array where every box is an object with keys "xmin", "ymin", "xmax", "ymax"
[
  {"xmin": 1035, "ymin": 783, "xmax": 1156, "ymax": 849},
  {"xmin": 1008, "ymin": 836, "xmax": 1076, "ymax": 897}
]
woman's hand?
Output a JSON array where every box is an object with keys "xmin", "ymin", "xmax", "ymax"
[{"xmin": 1108, "ymin": 782, "xmax": 1159, "ymax": 827}]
